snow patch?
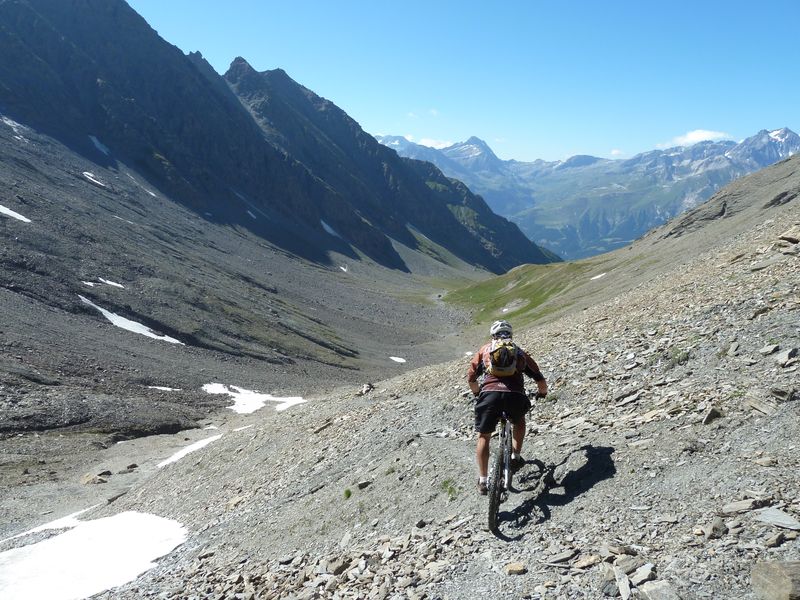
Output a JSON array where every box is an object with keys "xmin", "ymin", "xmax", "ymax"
[
  {"xmin": 82, "ymin": 172, "xmax": 106, "ymax": 187},
  {"xmin": 158, "ymin": 435, "xmax": 222, "ymax": 467},
  {"xmin": 339, "ymin": 265, "xmax": 348, "ymax": 273},
  {"xmin": 98, "ymin": 278, "xmax": 124, "ymax": 289},
  {"xmin": 389, "ymin": 356, "xmax": 407, "ymax": 363},
  {"xmin": 769, "ymin": 129, "xmax": 789, "ymax": 143},
  {"xmin": 89, "ymin": 135, "xmax": 110, "ymax": 155},
  {"xmin": 0, "ymin": 511, "xmax": 186, "ymax": 600},
  {"xmin": 125, "ymin": 173, "xmax": 157, "ymax": 197},
  {"xmin": 0, "ymin": 505, "xmax": 102, "ymax": 546},
  {"xmin": 78, "ymin": 295, "xmax": 184, "ymax": 345},
  {"xmin": 1, "ymin": 116, "xmax": 28, "ymax": 142},
  {"xmin": 0, "ymin": 204, "xmax": 32, "ymax": 223},
  {"xmin": 202, "ymin": 383, "xmax": 306, "ymax": 413},
  {"xmin": 590, "ymin": 273, "xmax": 607, "ymax": 281},
  {"xmin": 321, "ymin": 219, "xmax": 343, "ymax": 239},
  {"xmin": 147, "ymin": 386, "xmax": 181, "ymax": 391},
  {"xmin": 113, "ymin": 215, "xmax": 136, "ymax": 225},
  {"xmin": 233, "ymin": 425, "xmax": 254, "ymax": 432}
]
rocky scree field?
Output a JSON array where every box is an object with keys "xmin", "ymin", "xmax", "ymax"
[{"xmin": 67, "ymin": 176, "xmax": 800, "ymax": 598}]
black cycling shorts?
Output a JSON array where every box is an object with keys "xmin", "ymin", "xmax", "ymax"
[{"xmin": 474, "ymin": 390, "xmax": 531, "ymax": 434}]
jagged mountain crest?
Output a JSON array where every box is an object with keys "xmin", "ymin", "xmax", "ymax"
[
  {"xmin": 441, "ymin": 136, "xmax": 503, "ymax": 170},
  {"xmin": 223, "ymin": 59, "xmax": 558, "ymax": 271},
  {"xmin": 0, "ymin": 0, "xmax": 557, "ymax": 274},
  {"xmin": 377, "ymin": 128, "xmax": 799, "ymax": 259}
]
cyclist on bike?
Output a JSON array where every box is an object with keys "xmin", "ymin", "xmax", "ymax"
[{"xmin": 467, "ymin": 319, "xmax": 548, "ymax": 495}]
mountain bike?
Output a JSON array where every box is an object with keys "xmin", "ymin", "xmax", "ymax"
[
  {"xmin": 487, "ymin": 391, "xmax": 547, "ymax": 532},
  {"xmin": 487, "ymin": 409, "xmax": 514, "ymax": 531}
]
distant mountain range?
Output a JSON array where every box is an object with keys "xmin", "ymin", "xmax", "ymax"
[
  {"xmin": 376, "ymin": 129, "xmax": 800, "ymax": 259},
  {"xmin": 0, "ymin": 0, "xmax": 555, "ymax": 274}
]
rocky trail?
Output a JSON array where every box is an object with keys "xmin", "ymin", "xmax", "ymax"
[
  {"xmin": 2, "ymin": 149, "xmax": 799, "ymax": 599},
  {"xmin": 47, "ymin": 199, "xmax": 797, "ymax": 599}
]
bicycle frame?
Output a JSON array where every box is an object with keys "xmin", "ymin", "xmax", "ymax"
[{"xmin": 488, "ymin": 410, "xmax": 514, "ymax": 531}]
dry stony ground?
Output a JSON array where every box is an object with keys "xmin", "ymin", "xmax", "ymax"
[
  {"xmin": 2, "ymin": 151, "xmax": 798, "ymax": 598},
  {"xmin": 46, "ymin": 197, "xmax": 797, "ymax": 598}
]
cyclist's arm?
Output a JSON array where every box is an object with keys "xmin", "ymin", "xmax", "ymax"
[
  {"xmin": 467, "ymin": 350, "xmax": 484, "ymax": 396},
  {"xmin": 522, "ymin": 352, "xmax": 548, "ymax": 397}
]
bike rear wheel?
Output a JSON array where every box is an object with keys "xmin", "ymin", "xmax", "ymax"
[{"xmin": 487, "ymin": 420, "xmax": 512, "ymax": 531}]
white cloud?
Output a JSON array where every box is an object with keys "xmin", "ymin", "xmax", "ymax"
[
  {"xmin": 418, "ymin": 138, "xmax": 453, "ymax": 149},
  {"xmin": 610, "ymin": 149, "xmax": 623, "ymax": 156},
  {"xmin": 658, "ymin": 129, "xmax": 733, "ymax": 148},
  {"xmin": 428, "ymin": 108, "xmax": 440, "ymax": 117},
  {"xmin": 407, "ymin": 112, "xmax": 419, "ymax": 119}
]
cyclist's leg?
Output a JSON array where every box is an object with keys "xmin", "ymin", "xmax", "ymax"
[
  {"xmin": 476, "ymin": 433, "xmax": 491, "ymax": 478},
  {"xmin": 512, "ymin": 416, "xmax": 525, "ymax": 456},
  {"xmin": 474, "ymin": 391, "xmax": 501, "ymax": 479},
  {"xmin": 506, "ymin": 391, "xmax": 531, "ymax": 458}
]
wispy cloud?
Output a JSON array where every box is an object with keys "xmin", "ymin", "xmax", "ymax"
[
  {"xmin": 658, "ymin": 129, "xmax": 733, "ymax": 148},
  {"xmin": 419, "ymin": 138, "xmax": 453, "ymax": 149},
  {"xmin": 610, "ymin": 148, "xmax": 623, "ymax": 157},
  {"xmin": 403, "ymin": 135, "xmax": 452, "ymax": 149},
  {"xmin": 407, "ymin": 112, "xmax": 419, "ymax": 119},
  {"xmin": 428, "ymin": 108, "xmax": 440, "ymax": 117}
]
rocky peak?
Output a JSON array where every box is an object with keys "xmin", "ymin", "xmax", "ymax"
[{"xmin": 442, "ymin": 136, "xmax": 503, "ymax": 170}]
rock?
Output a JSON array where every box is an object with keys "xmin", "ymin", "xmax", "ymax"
[
  {"xmin": 765, "ymin": 532, "xmax": 786, "ymax": 548},
  {"xmin": 722, "ymin": 499, "xmax": 767, "ymax": 514},
  {"xmin": 751, "ymin": 256, "xmax": 786, "ymax": 272},
  {"xmin": 614, "ymin": 555, "xmax": 645, "ymax": 575},
  {"xmin": 775, "ymin": 348, "xmax": 798, "ymax": 367},
  {"xmin": 226, "ymin": 496, "xmax": 245, "ymax": 510},
  {"xmin": 548, "ymin": 549, "xmax": 579, "ymax": 563},
  {"xmin": 755, "ymin": 456, "xmax": 777, "ymax": 467},
  {"xmin": 356, "ymin": 383, "xmax": 374, "ymax": 396},
  {"xmin": 751, "ymin": 561, "xmax": 800, "ymax": 600},
  {"xmin": 356, "ymin": 480, "xmax": 372, "ymax": 490},
  {"xmin": 702, "ymin": 406, "xmax": 722, "ymax": 425},
  {"xmin": 779, "ymin": 226, "xmax": 800, "ymax": 244},
  {"xmin": 704, "ymin": 516, "xmax": 728, "ymax": 540},
  {"xmin": 770, "ymin": 387, "xmax": 796, "ymax": 402},
  {"xmin": 759, "ymin": 344, "xmax": 780, "ymax": 355},
  {"xmin": 600, "ymin": 544, "xmax": 637, "ymax": 558},
  {"xmin": 614, "ymin": 566, "xmax": 631, "ymax": 600},
  {"xmin": 754, "ymin": 508, "xmax": 800, "ymax": 531},
  {"xmin": 504, "ymin": 562, "xmax": 527, "ymax": 575},
  {"xmin": 639, "ymin": 580, "xmax": 681, "ymax": 599},
  {"xmin": 574, "ymin": 554, "xmax": 602, "ymax": 570},
  {"xmin": 727, "ymin": 342, "xmax": 740, "ymax": 356},
  {"xmin": 744, "ymin": 396, "xmax": 779, "ymax": 416},
  {"xmin": 81, "ymin": 472, "xmax": 108, "ymax": 485},
  {"xmin": 630, "ymin": 563, "xmax": 656, "ymax": 586}
]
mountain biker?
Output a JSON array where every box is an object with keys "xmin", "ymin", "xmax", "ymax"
[{"xmin": 467, "ymin": 319, "xmax": 548, "ymax": 495}]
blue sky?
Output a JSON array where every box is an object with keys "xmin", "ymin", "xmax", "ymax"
[{"xmin": 127, "ymin": 0, "xmax": 799, "ymax": 162}]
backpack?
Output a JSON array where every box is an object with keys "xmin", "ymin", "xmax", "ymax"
[{"xmin": 485, "ymin": 338, "xmax": 520, "ymax": 377}]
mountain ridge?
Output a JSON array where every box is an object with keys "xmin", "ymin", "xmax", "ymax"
[
  {"xmin": 376, "ymin": 128, "xmax": 800, "ymax": 259},
  {"xmin": 0, "ymin": 0, "xmax": 553, "ymax": 274}
]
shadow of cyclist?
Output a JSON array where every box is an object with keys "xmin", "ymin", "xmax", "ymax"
[{"xmin": 493, "ymin": 444, "xmax": 616, "ymax": 541}]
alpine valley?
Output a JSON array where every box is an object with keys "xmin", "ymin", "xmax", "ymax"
[
  {"xmin": 0, "ymin": 2, "xmax": 798, "ymax": 600},
  {"xmin": 376, "ymin": 129, "xmax": 800, "ymax": 259}
]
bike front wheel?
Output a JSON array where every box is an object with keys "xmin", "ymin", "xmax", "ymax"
[{"xmin": 487, "ymin": 427, "xmax": 509, "ymax": 531}]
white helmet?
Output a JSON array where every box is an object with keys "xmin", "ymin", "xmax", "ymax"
[{"xmin": 489, "ymin": 320, "xmax": 512, "ymax": 337}]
